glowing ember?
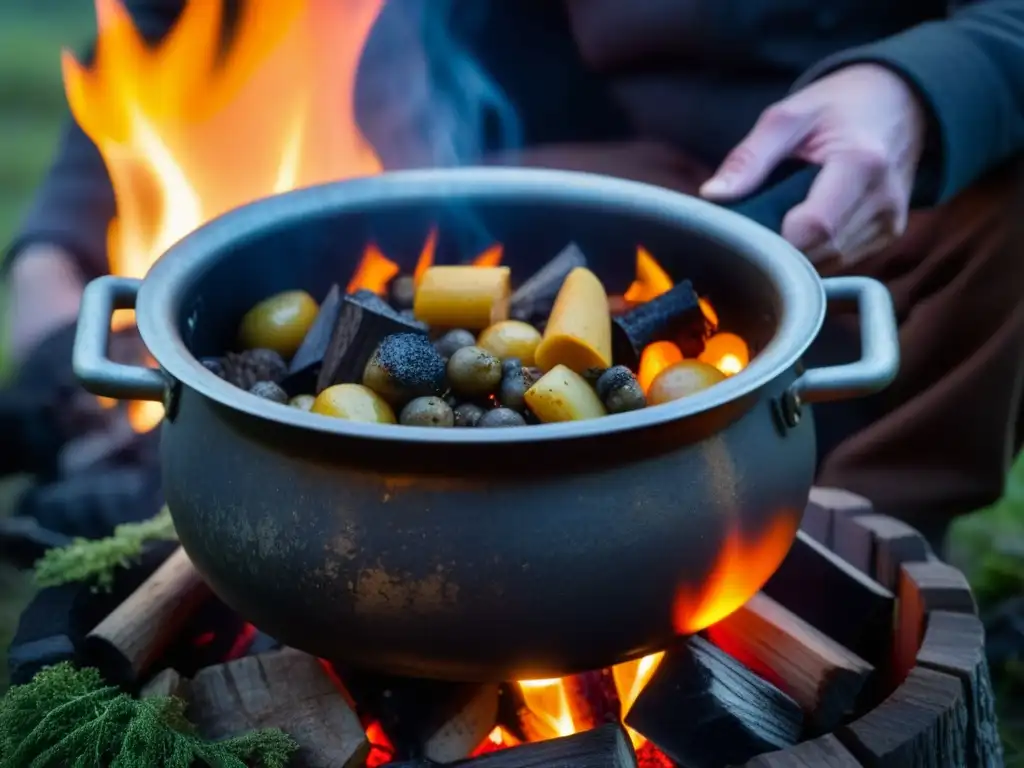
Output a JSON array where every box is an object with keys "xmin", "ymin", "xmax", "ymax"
[
  {"xmin": 471, "ymin": 727, "xmax": 521, "ymax": 756},
  {"xmin": 700, "ymin": 332, "xmax": 750, "ymax": 376},
  {"xmin": 672, "ymin": 513, "xmax": 799, "ymax": 633},
  {"xmin": 638, "ymin": 342, "xmax": 684, "ymax": 394}
]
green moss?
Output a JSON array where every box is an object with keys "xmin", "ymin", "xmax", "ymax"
[
  {"xmin": 34, "ymin": 508, "xmax": 178, "ymax": 592},
  {"xmin": 0, "ymin": 662, "xmax": 297, "ymax": 767}
]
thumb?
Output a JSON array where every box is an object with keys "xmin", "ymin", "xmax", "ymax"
[{"xmin": 700, "ymin": 104, "xmax": 812, "ymax": 200}]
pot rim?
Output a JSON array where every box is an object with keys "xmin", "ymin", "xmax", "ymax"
[{"xmin": 136, "ymin": 167, "xmax": 825, "ymax": 444}]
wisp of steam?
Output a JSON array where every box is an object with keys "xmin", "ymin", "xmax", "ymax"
[{"xmin": 356, "ymin": 0, "xmax": 523, "ymax": 170}]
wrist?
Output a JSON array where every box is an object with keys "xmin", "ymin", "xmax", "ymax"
[{"xmin": 7, "ymin": 244, "xmax": 86, "ymax": 365}]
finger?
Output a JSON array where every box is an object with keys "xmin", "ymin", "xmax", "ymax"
[
  {"xmin": 780, "ymin": 150, "xmax": 885, "ymax": 253},
  {"xmin": 700, "ymin": 104, "xmax": 814, "ymax": 200}
]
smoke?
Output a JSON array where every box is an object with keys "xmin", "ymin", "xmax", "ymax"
[{"xmin": 355, "ymin": 0, "xmax": 522, "ymax": 169}]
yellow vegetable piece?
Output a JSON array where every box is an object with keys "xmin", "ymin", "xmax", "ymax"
[
  {"xmin": 534, "ymin": 268, "xmax": 612, "ymax": 373},
  {"xmin": 477, "ymin": 320, "xmax": 542, "ymax": 365},
  {"xmin": 647, "ymin": 360, "xmax": 726, "ymax": 406},
  {"xmin": 413, "ymin": 266, "xmax": 511, "ymax": 330},
  {"xmin": 524, "ymin": 364, "xmax": 607, "ymax": 423},
  {"xmin": 238, "ymin": 290, "xmax": 319, "ymax": 358},
  {"xmin": 311, "ymin": 384, "xmax": 396, "ymax": 424}
]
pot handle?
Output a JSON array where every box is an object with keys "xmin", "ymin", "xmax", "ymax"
[
  {"xmin": 73, "ymin": 276, "xmax": 168, "ymax": 402},
  {"xmin": 789, "ymin": 276, "xmax": 900, "ymax": 405},
  {"xmin": 724, "ymin": 163, "xmax": 820, "ymax": 234}
]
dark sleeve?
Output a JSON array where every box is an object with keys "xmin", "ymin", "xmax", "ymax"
[
  {"xmin": 5, "ymin": 0, "xmax": 185, "ymax": 280},
  {"xmin": 794, "ymin": 0, "xmax": 1024, "ymax": 204}
]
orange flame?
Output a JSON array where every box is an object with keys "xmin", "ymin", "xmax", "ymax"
[
  {"xmin": 625, "ymin": 247, "xmax": 672, "ymax": 303},
  {"xmin": 347, "ymin": 244, "xmax": 400, "ymax": 296},
  {"xmin": 472, "ymin": 244, "xmax": 504, "ymax": 268},
  {"xmin": 516, "ymin": 652, "xmax": 664, "ymax": 750},
  {"xmin": 637, "ymin": 341, "xmax": 684, "ymax": 394},
  {"xmin": 413, "ymin": 228, "xmax": 439, "ymax": 287},
  {"xmin": 63, "ymin": 0, "xmax": 384, "ymax": 281},
  {"xmin": 612, "ymin": 653, "xmax": 665, "ymax": 749},
  {"xmin": 672, "ymin": 513, "xmax": 799, "ymax": 634}
]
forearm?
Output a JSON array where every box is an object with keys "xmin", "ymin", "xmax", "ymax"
[{"xmin": 794, "ymin": 0, "xmax": 1024, "ymax": 203}]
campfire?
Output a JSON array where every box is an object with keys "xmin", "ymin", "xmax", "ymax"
[{"xmin": 44, "ymin": 0, "xmax": 815, "ymax": 765}]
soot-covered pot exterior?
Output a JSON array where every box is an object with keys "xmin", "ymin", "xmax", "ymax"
[
  {"xmin": 72, "ymin": 168, "xmax": 900, "ymax": 681},
  {"xmin": 160, "ymin": 368, "xmax": 812, "ymax": 681}
]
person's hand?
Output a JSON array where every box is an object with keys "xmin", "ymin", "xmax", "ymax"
[
  {"xmin": 7, "ymin": 244, "xmax": 85, "ymax": 364},
  {"xmin": 700, "ymin": 64, "xmax": 928, "ymax": 267}
]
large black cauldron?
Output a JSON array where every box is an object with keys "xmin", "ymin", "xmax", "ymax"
[{"xmin": 73, "ymin": 167, "xmax": 898, "ymax": 681}]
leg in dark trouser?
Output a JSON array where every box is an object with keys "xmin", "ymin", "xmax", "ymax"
[{"xmin": 812, "ymin": 159, "xmax": 1024, "ymax": 547}]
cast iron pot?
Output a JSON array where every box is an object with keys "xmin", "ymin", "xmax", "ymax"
[{"xmin": 73, "ymin": 167, "xmax": 899, "ymax": 681}]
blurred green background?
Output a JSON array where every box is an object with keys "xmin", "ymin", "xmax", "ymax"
[
  {"xmin": 0, "ymin": 3, "xmax": 96, "ymax": 692},
  {"xmin": 1, "ymin": 2, "xmax": 1024, "ymax": 762}
]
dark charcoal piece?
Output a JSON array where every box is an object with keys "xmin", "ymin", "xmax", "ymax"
[
  {"xmin": 284, "ymin": 284, "xmax": 343, "ymax": 382},
  {"xmin": 455, "ymin": 724, "xmax": 637, "ymax": 768},
  {"xmin": 509, "ymin": 243, "xmax": 588, "ymax": 319},
  {"xmin": 222, "ymin": 348, "xmax": 289, "ymax": 390},
  {"xmin": 595, "ymin": 366, "xmax": 646, "ymax": 414},
  {"xmin": 611, "ymin": 279, "xmax": 705, "ymax": 368},
  {"xmin": 317, "ymin": 296, "xmax": 428, "ymax": 393},
  {"xmin": 624, "ymin": 636, "xmax": 802, "ymax": 767},
  {"xmin": 340, "ymin": 667, "xmax": 492, "ymax": 759},
  {"xmin": 390, "ymin": 275, "xmax": 417, "ymax": 311}
]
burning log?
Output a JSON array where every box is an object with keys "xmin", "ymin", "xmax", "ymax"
[
  {"xmin": 624, "ymin": 636, "xmax": 803, "ymax": 767},
  {"xmin": 916, "ymin": 611, "xmax": 1002, "ymax": 768},
  {"xmin": 762, "ymin": 530, "xmax": 895, "ymax": 667},
  {"xmin": 534, "ymin": 267, "xmax": 613, "ymax": 373},
  {"xmin": 340, "ymin": 668, "xmax": 499, "ymax": 762},
  {"xmin": 284, "ymin": 284, "xmax": 343, "ymax": 388},
  {"xmin": 188, "ymin": 648, "xmax": 369, "ymax": 768},
  {"xmin": 610, "ymin": 279, "xmax": 706, "ymax": 369},
  {"xmin": 509, "ymin": 243, "xmax": 589, "ymax": 322},
  {"xmin": 421, "ymin": 685, "xmax": 501, "ymax": 763},
  {"xmin": 838, "ymin": 667, "xmax": 968, "ymax": 768},
  {"xmin": 82, "ymin": 545, "xmax": 210, "ymax": 685},
  {"xmin": 413, "ymin": 266, "xmax": 512, "ymax": 330},
  {"xmin": 563, "ymin": 669, "xmax": 622, "ymax": 731},
  {"xmin": 447, "ymin": 724, "xmax": 637, "ymax": 768},
  {"xmin": 706, "ymin": 592, "xmax": 874, "ymax": 733},
  {"xmin": 315, "ymin": 291, "xmax": 428, "ymax": 393}
]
